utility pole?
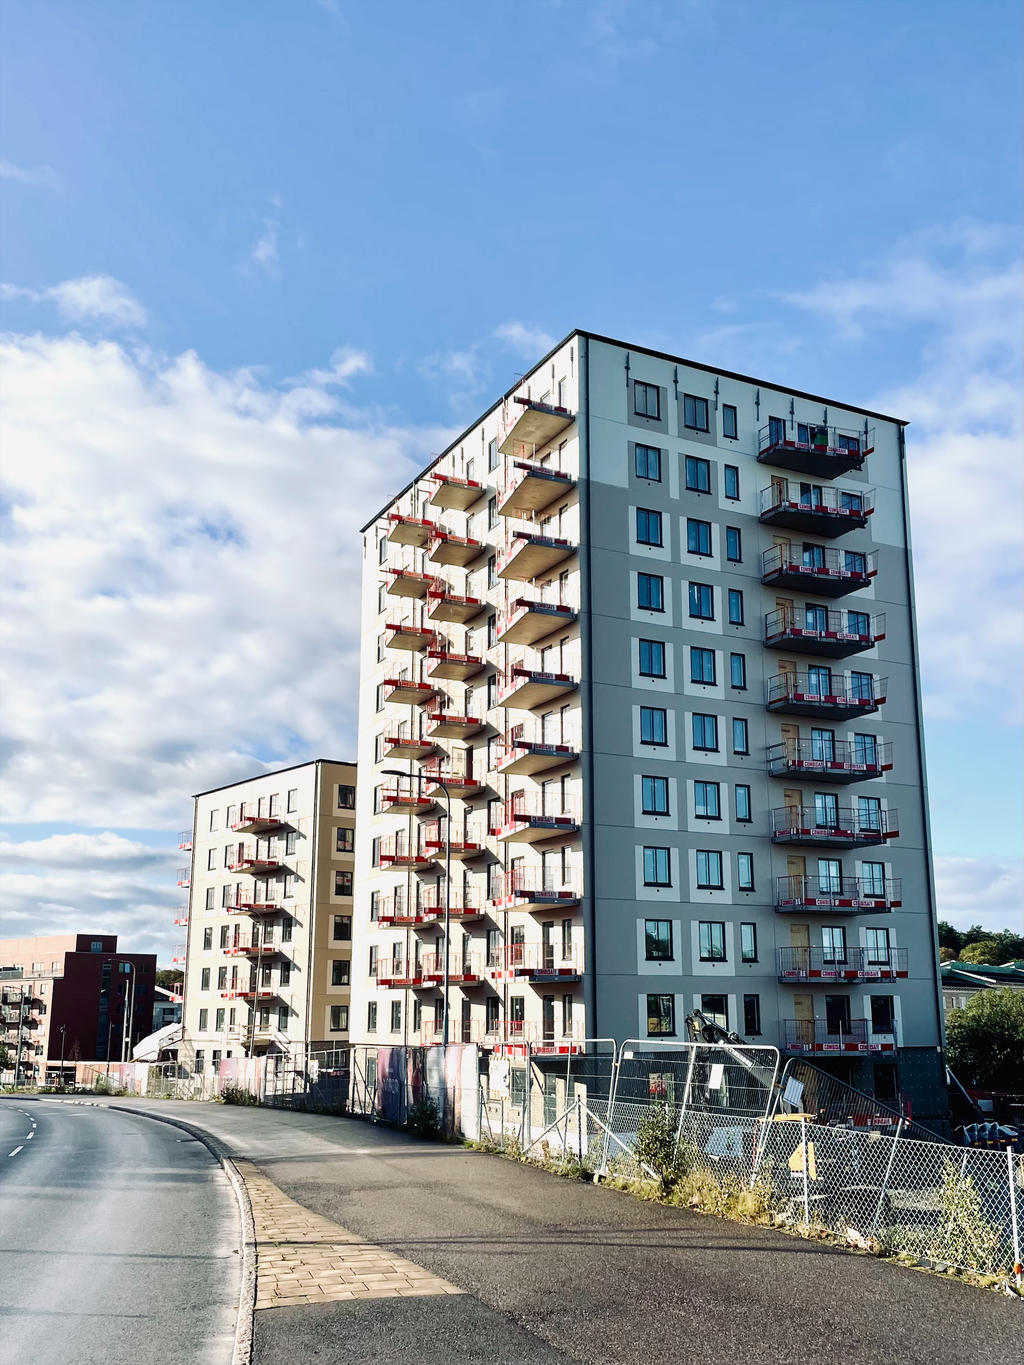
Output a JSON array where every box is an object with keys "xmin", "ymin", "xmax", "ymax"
[
  {"xmin": 121, "ymin": 962, "xmax": 136, "ymax": 1064},
  {"xmin": 59, "ymin": 1024, "xmax": 67, "ymax": 1089}
]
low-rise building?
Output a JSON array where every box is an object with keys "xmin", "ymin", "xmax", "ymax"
[{"xmin": 941, "ymin": 960, "xmax": 1024, "ymax": 1014}]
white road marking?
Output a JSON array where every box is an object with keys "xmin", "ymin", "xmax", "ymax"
[
  {"xmin": 26, "ymin": 1132, "xmax": 34, "ymax": 1139},
  {"xmin": 9, "ymin": 1146, "xmax": 23, "ymax": 1157}
]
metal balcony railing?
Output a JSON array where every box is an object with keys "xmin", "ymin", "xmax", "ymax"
[
  {"xmin": 491, "ymin": 793, "xmax": 580, "ymax": 830},
  {"xmin": 778, "ymin": 947, "xmax": 908, "ymax": 981},
  {"xmin": 758, "ymin": 422, "xmax": 873, "ymax": 476},
  {"xmin": 766, "ymin": 738, "xmax": 892, "ymax": 779},
  {"xmin": 775, "ymin": 874, "xmax": 902, "ymax": 910},
  {"xmin": 770, "ymin": 805, "xmax": 897, "ymax": 845},
  {"xmin": 782, "ymin": 1019, "xmax": 895, "ymax": 1053},
  {"xmin": 759, "ymin": 482, "xmax": 874, "ymax": 532},
  {"xmin": 761, "ymin": 544, "xmax": 878, "ymax": 594},
  {"xmin": 766, "ymin": 671, "xmax": 887, "ymax": 714},
  {"xmin": 420, "ymin": 953, "xmax": 484, "ymax": 983},
  {"xmin": 177, "ymin": 830, "xmax": 193, "ymax": 850},
  {"xmin": 765, "ymin": 607, "xmax": 885, "ymax": 653},
  {"xmin": 489, "ymin": 868, "xmax": 583, "ymax": 904},
  {"xmin": 490, "ymin": 945, "xmax": 583, "ymax": 978}
]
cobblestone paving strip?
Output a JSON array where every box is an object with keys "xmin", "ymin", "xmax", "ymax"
[{"xmin": 236, "ymin": 1160, "xmax": 465, "ymax": 1311}]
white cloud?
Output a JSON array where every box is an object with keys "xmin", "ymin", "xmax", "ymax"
[
  {"xmin": 493, "ymin": 321, "xmax": 556, "ymax": 358},
  {"xmin": 0, "ymin": 273, "xmax": 146, "ymax": 327},
  {"xmin": 0, "ymin": 158, "xmax": 61, "ymax": 191},
  {"xmin": 933, "ymin": 855, "xmax": 1023, "ymax": 934},
  {"xmin": 245, "ymin": 218, "xmax": 280, "ymax": 276}
]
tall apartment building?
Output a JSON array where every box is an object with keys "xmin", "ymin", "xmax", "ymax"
[
  {"xmin": 352, "ymin": 331, "xmax": 948, "ymax": 1118},
  {"xmin": 178, "ymin": 760, "xmax": 356, "ymax": 1070}
]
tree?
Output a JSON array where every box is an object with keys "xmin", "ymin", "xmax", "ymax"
[
  {"xmin": 958, "ymin": 940, "xmax": 1002, "ymax": 965},
  {"xmin": 945, "ymin": 988, "xmax": 1024, "ymax": 1091},
  {"xmin": 939, "ymin": 945, "xmax": 957, "ymax": 962},
  {"xmin": 0, "ymin": 1042, "xmax": 11, "ymax": 1072},
  {"xmin": 156, "ymin": 968, "xmax": 183, "ymax": 990}
]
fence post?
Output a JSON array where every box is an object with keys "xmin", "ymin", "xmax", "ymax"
[
  {"xmin": 576, "ymin": 1095, "xmax": 583, "ymax": 1161},
  {"xmin": 673, "ymin": 1044, "xmax": 699, "ymax": 1155},
  {"xmin": 871, "ymin": 1117, "xmax": 904, "ymax": 1237},
  {"xmin": 1008, "ymin": 1147, "xmax": 1022, "ymax": 1285},
  {"xmin": 800, "ymin": 1118, "xmax": 810, "ymax": 1226}
]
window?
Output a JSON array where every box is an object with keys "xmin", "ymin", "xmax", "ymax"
[
  {"xmin": 641, "ymin": 775, "xmax": 670, "ymax": 815},
  {"xmin": 696, "ymin": 850, "xmax": 723, "ymax": 889},
  {"xmin": 640, "ymin": 706, "xmax": 667, "ymax": 745},
  {"xmin": 694, "ymin": 781, "xmax": 720, "ymax": 819},
  {"xmin": 699, "ymin": 921, "xmax": 726, "ymax": 961},
  {"xmin": 207, "ymin": 849, "xmax": 216, "ymax": 871},
  {"xmin": 690, "ymin": 647, "xmax": 716, "ymax": 684},
  {"xmin": 683, "ymin": 393, "xmax": 709, "ymax": 431},
  {"xmin": 217, "ymin": 966, "xmax": 228, "ymax": 990},
  {"xmin": 737, "ymin": 852, "xmax": 755, "ymax": 891},
  {"xmin": 701, "ymin": 994, "xmax": 728, "ymax": 1028},
  {"xmin": 332, "ymin": 914, "xmax": 352, "ymax": 942},
  {"xmin": 723, "ymin": 465, "xmax": 740, "ymax": 499},
  {"xmin": 280, "ymin": 915, "xmax": 293, "ymax": 943},
  {"xmin": 279, "ymin": 961, "xmax": 291, "ymax": 988},
  {"xmin": 334, "ymin": 870, "xmax": 353, "ymax": 897},
  {"xmin": 686, "ymin": 518, "xmax": 712, "ymax": 555},
  {"xmin": 729, "ymin": 652, "xmax": 746, "ymax": 689},
  {"xmin": 337, "ymin": 784, "xmax": 355, "ymax": 810},
  {"xmin": 861, "ymin": 861, "xmax": 887, "ymax": 897},
  {"xmin": 732, "ymin": 718, "xmax": 749, "ymax": 754},
  {"xmin": 725, "ymin": 527, "xmax": 742, "ymax": 562},
  {"xmin": 845, "ymin": 549, "xmax": 867, "ymax": 575},
  {"xmin": 645, "ymin": 920, "xmax": 673, "ymax": 961},
  {"xmin": 740, "ymin": 923, "xmax": 758, "ymax": 962},
  {"xmin": 215, "ymin": 1008, "xmax": 225, "ymax": 1030},
  {"xmin": 330, "ymin": 1005, "xmax": 349, "ymax": 1032},
  {"xmin": 487, "ymin": 495, "xmax": 498, "ymax": 529},
  {"xmin": 390, "ymin": 1000, "xmax": 402, "ymax": 1033},
  {"xmin": 200, "ymin": 968, "xmax": 211, "ymax": 990},
  {"xmin": 367, "ymin": 1001, "xmax": 378, "ymax": 1033},
  {"xmin": 637, "ymin": 572, "xmax": 664, "ymax": 611},
  {"xmin": 634, "ymin": 444, "xmax": 661, "ymax": 480},
  {"xmin": 634, "ymin": 380, "xmax": 660, "ymax": 419},
  {"xmin": 198, "ymin": 1009, "xmax": 208, "ymax": 1031},
  {"xmin": 848, "ymin": 609, "xmax": 870, "ymax": 637},
  {"xmin": 852, "ymin": 733, "xmax": 878, "ymax": 766},
  {"xmin": 331, "ymin": 959, "xmax": 350, "ymax": 986},
  {"xmin": 643, "ymin": 846, "xmax": 671, "ymax": 887},
  {"xmin": 636, "ymin": 507, "xmax": 663, "ymax": 546},
  {"xmin": 638, "ymin": 639, "xmax": 666, "ymax": 678},
  {"xmin": 769, "ymin": 415, "xmax": 786, "ymax": 444},
  {"xmin": 743, "ymin": 994, "xmax": 762, "ymax": 1036},
  {"xmin": 205, "ymin": 887, "xmax": 215, "ymax": 911},
  {"xmin": 851, "ymin": 671, "xmax": 874, "ymax": 701},
  {"xmin": 692, "ymin": 713, "xmax": 718, "ymax": 751},
  {"xmin": 873, "ymin": 1064, "xmax": 898, "ymax": 1101},
  {"xmin": 336, "ymin": 827, "xmax": 354, "ymax": 853},
  {"xmin": 647, "ymin": 993, "xmax": 675, "ymax": 1036},
  {"xmin": 285, "ymin": 830, "xmax": 297, "ymax": 856},
  {"xmin": 870, "ymin": 996, "xmax": 895, "ymax": 1033},
  {"xmin": 685, "ymin": 455, "xmax": 711, "ymax": 492},
  {"xmin": 487, "ymin": 437, "xmax": 499, "ymax": 470},
  {"xmin": 203, "ymin": 927, "xmax": 213, "ymax": 951},
  {"xmin": 277, "ymin": 1005, "xmax": 289, "ymax": 1032},
  {"xmin": 735, "ymin": 784, "xmax": 751, "ymax": 822},
  {"xmin": 728, "ymin": 589, "xmax": 744, "ymax": 624},
  {"xmin": 858, "ymin": 795, "xmax": 882, "ymax": 831},
  {"xmin": 689, "ymin": 582, "xmax": 714, "ymax": 619},
  {"xmin": 722, "ymin": 405, "xmax": 738, "ymax": 439}
]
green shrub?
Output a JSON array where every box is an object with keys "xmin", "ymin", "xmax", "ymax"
[
  {"xmin": 633, "ymin": 1104, "xmax": 695, "ymax": 1191},
  {"xmin": 405, "ymin": 1097, "xmax": 441, "ymax": 1139},
  {"xmin": 220, "ymin": 1085, "xmax": 258, "ymax": 1106}
]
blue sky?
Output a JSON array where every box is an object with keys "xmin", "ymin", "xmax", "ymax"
[{"xmin": 1, "ymin": 0, "xmax": 1021, "ymax": 958}]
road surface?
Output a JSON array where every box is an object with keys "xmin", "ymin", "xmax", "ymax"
[{"xmin": 0, "ymin": 1098, "xmax": 240, "ymax": 1365}]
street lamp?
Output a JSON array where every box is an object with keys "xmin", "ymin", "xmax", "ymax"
[
  {"xmin": 381, "ymin": 768, "xmax": 453, "ymax": 1049},
  {"xmin": 59, "ymin": 1024, "xmax": 67, "ymax": 1089},
  {"xmin": 120, "ymin": 962, "xmax": 136, "ymax": 1065}
]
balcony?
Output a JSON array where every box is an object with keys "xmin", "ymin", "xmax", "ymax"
[
  {"xmin": 428, "ymin": 472, "xmax": 485, "ymax": 511},
  {"xmin": 497, "ymin": 663, "xmax": 578, "ymax": 711},
  {"xmin": 386, "ymin": 513, "xmax": 436, "ymax": 547},
  {"xmin": 171, "ymin": 947, "xmax": 186, "ymax": 965},
  {"xmin": 497, "ymin": 727, "xmax": 579, "ymax": 776},
  {"xmin": 758, "ymin": 422, "xmax": 873, "ymax": 478},
  {"xmin": 497, "ymin": 531, "xmax": 576, "ymax": 582},
  {"xmin": 421, "ymin": 824, "xmax": 486, "ymax": 860},
  {"xmin": 427, "ymin": 530, "xmax": 484, "ymax": 568},
  {"xmin": 385, "ymin": 621, "xmax": 437, "ymax": 653},
  {"xmin": 377, "ymin": 839, "xmax": 435, "ymax": 871},
  {"xmin": 228, "ymin": 847, "xmax": 288, "ymax": 873},
  {"xmin": 383, "ymin": 678, "xmax": 439, "ymax": 706},
  {"xmin": 761, "ymin": 545, "xmax": 877, "ymax": 598},
  {"xmin": 498, "ymin": 397, "xmax": 574, "ymax": 456},
  {"xmin": 491, "ymin": 795, "xmax": 580, "ymax": 844},
  {"xmin": 176, "ymin": 868, "xmax": 191, "ymax": 888},
  {"xmin": 489, "ymin": 945, "xmax": 582, "ymax": 984},
  {"xmin": 495, "ymin": 1021, "xmax": 586, "ymax": 1056},
  {"xmin": 386, "ymin": 566, "xmax": 437, "ymax": 599},
  {"xmin": 426, "ymin": 590, "xmax": 486, "ymax": 624},
  {"xmin": 767, "ymin": 738, "xmax": 892, "ymax": 783},
  {"xmin": 778, "ymin": 947, "xmax": 908, "ymax": 983},
  {"xmin": 228, "ymin": 891, "xmax": 283, "ymax": 915},
  {"xmin": 759, "ymin": 482, "xmax": 874, "ymax": 536},
  {"xmin": 421, "ymin": 952, "xmax": 485, "ymax": 986},
  {"xmin": 426, "ymin": 711, "xmax": 484, "ymax": 740},
  {"xmin": 427, "ymin": 649, "xmax": 484, "ymax": 682},
  {"xmin": 224, "ymin": 941, "xmax": 280, "ymax": 958},
  {"xmin": 231, "ymin": 808, "xmax": 290, "ymax": 834},
  {"xmin": 173, "ymin": 912, "xmax": 189, "ymax": 926},
  {"xmin": 766, "ymin": 671, "xmax": 886, "ymax": 718},
  {"xmin": 223, "ymin": 988, "xmax": 278, "ymax": 1004},
  {"xmin": 775, "ymin": 874, "xmax": 902, "ymax": 913},
  {"xmin": 782, "ymin": 1019, "xmax": 895, "ymax": 1055},
  {"xmin": 497, "ymin": 460, "xmax": 575, "ymax": 518},
  {"xmin": 380, "ymin": 734, "xmax": 437, "ymax": 761},
  {"xmin": 770, "ymin": 806, "xmax": 898, "ymax": 848},
  {"xmin": 488, "ymin": 870, "xmax": 582, "ymax": 911},
  {"xmin": 764, "ymin": 608, "xmax": 885, "ymax": 657},
  {"xmin": 420, "ymin": 761, "xmax": 482, "ymax": 800},
  {"xmin": 178, "ymin": 830, "xmax": 193, "ymax": 850},
  {"xmin": 496, "ymin": 598, "xmax": 577, "ymax": 646},
  {"xmin": 381, "ymin": 786, "xmax": 436, "ymax": 814},
  {"xmin": 417, "ymin": 893, "xmax": 486, "ymax": 924},
  {"xmin": 375, "ymin": 959, "xmax": 424, "ymax": 989}
]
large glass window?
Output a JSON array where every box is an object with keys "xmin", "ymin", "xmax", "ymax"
[
  {"xmin": 634, "ymin": 444, "xmax": 661, "ymax": 480},
  {"xmin": 730, "ymin": 652, "xmax": 747, "ymax": 688},
  {"xmin": 643, "ymin": 846, "xmax": 671, "ymax": 886},
  {"xmin": 685, "ymin": 455, "xmax": 711, "ymax": 492},
  {"xmin": 699, "ymin": 921, "xmax": 726, "ymax": 961},
  {"xmin": 732, "ymin": 718, "xmax": 749, "ymax": 754},
  {"xmin": 692, "ymin": 713, "xmax": 718, "ymax": 751},
  {"xmin": 641, "ymin": 775, "xmax": 670, "ymax": 815},
  {"xmin": 690, "ymin": 646, "xmax": 716, "ymax": 684},
  {"xmin": 723, "ymin": 464, "xmax": 740, "ymax": 499},
  {"xmin": 695, "ymin": 850, "xmax": 723, "ymax": 889},
  {"xmin": 634, "ymin": 380, "xmax": 661, "ymax": 419},
  {"xmin": 640, "ymin": 706, "xmax": 667, "ymax": 745},
  {"xmin": 683, "ymin": 394, "xmax": 709, "ymax": 430},
  {"xmin": 722, "ymin": 405, "xmax": 738, "ymax": 439},
  {"xmin": 636, "ymin": 507, "xmax": 663, "ymax": 546},
  {"xmin": 694, "ymin": 781, "xmax": 720, "ymax": 818},
  {"xmin": 740, "ymin": 923, "xmax": 757, "ymax": 962},
  {"xmin": 725, "ymin": 526, "xmax": 742, "ymax": 562},
  {"xmin": 647, "ymin": 993, "xmax": 675, "ymax": 1036},
  {"xmin": 645, "ymin": 920, "xmax": 673, "ymax": 961},
  {"xmin": 639, "ymin": 638, "xmax": 666, "ymax": 677},
  {"xmin": 689, "ymin": 582, "xmax": 714, "ymax": 619},
  {"xmin": 728, "ymin": 589, "xmax": 744, "ymax": 624},
  {"xmin": 734, "ymin": 784, "xmax": 751, "ymax": 821},
  {"xmin": 865, "ymin": 927, "xmax": 891, "ymax": 965},
  {"xmin": 637, "ymin": 572, "xmax": 664, "ymax": 611},
  {"xmin": 737, "ymin": 852, "xmax": 755, "ymax": 890},
  {"xmin": 687, "ymin": 518, "xmax": 712, "ymax": 555}
]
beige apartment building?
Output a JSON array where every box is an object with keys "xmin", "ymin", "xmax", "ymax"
[{"xmin": 177, "ymin": 759, "xmax": 355, "ymax": 1070}]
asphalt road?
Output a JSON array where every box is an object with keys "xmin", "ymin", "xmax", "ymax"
[
  {"xmin": 0, "ymin": 1098, "xmax": 240, "ymax": 1365},
  {"xmin": 106, "ymin": 1099, "xmax": 1024, "ymax": 1365}
]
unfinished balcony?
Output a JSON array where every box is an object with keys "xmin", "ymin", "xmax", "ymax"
[
  {"xmin": 224, "ymin": 940, "xmax": 281, "ymax": 959},
  {"xmin": 777, "ymin": 946, "xmax": 908, "ymax": 984},
  {"xmin": 375, "ymin": 958, "xmax": 424, "ymax": 989},
  {"xmin": 759, "ymin": 482, "xmax": 874, "ymax": 536},
  {"xmin": 421, "ymin": 822, "xmax": 486, "ymax": 860},
  {"xmin": 382, "ymin": 677, "xmax": 439, "ymax": 707},
  {"xmin": 426, "ymin": 589, "xmax": 486, "ymax": 624},
  {"xmin": 420, "ymin": 764, "xmax": 483, "ymax": 800},
  {"xmin": 384, "ymin": 621, "xmax": 437, "ymax": 653},
  {"xmin": 498, "ymin": 397, "xmax": 574, "ymax": 457},
  {"xmin": 377, "ymin": 837, "xmax": 435, "ymax": 871},
  {"xmin": 758, "ymin": 422, "xmax": 872, "ymax": 478},
  {"xmin": 497, "ymin": 460, "xmax": 575, "ymax": 518},
  {"xmin": 761, "ymin": 545, "xmax": 878, "ymax": 598},
  {"xmin": 171, "ymin": 946, "xmax": 186, "ymax": 965},
  {"xmin": 428, "ymin": 472, "xmax": 485, "ymax": 512},
  {"xmin": 764, "ymin": 607, "xmax": 885, "ymax": 657},
  {"xmin": 497, "ymin": 662, "xmax": 578, "ymax": 711},
  {"xmin": 490, "ymin": 794, "xmax": 580, "ymax": 844},
  {"xmin": 421, "ymin": 952, "xmax": 485, "ymax": 986},
  {"xmin": 227, "ymin": 847, "xmax": 288, "ymax": 874},
  {"xmin": 775, "ymin": 874, "xmax": 902, "ymax": 914},
  {"xmin": 488, "ymin": 869, "xmax": 582, "ymax": 911},
  {"xmin": 231, "ymin": 808, "xmax": 290, "ymax": 835},
  {"xmin": 386, "ymin": 512, "xmax": 436, "ymax": 547},
  {"xmin": 766, "ymin": 671, "xmax": 887, "ymax": 718},
  {"xmin": 782, "ymin": 1018, "xmax": 894, "ymax": 1055},
  {"xmin": 496, "ymin": 597, "xmax": 577, "ymax": 646},
  {"xmin": 379, "ymin": 733, "xmax": 437, "ymax": 761},
  {"xmin": 427, "ymin": 648, "xmax": 484, "ymax": 682},
  {"xmin": 381, "ymin": 785, "xmax": 436, "ymax": 814},
  {"xmin": 767, "ymin": 738, "xmax": 892, "ymax": 783},
  {"xmin": 497, "ymin": 725, "xmax": 579, "ymax": 776},
  {"xmin": 178, "ymin": 830, "xmax": 193, "ymax": 850},
  {"xmin": 497, "ymin": 530, "xmax": 577, "ymax": 582},
  {"xmin": 427, "ymin": 530, "xmax": 484, "ymax": 568},
  {"xmin": 176, "ymin": 868, "xmax": 191, "ymax": 888},
  {"xmin": 228, "ymin": 890, "xmax": 284, "ymax": 915},
  {"xmin": 426, "ymin": 711, "xmax": 484, "ymax": 740},
  {"xmin": 489, "ymin": 945, "xmax": 582, "ymax": 984},
  {"xmin": 770, "ymin": 805, "xmax": 898, "ymax": 849},
  {"xmin": 173, "ymin": 912, "xmax": 189, "ymax": 926},
  {"xmin": 385, "ymin": 566, "xmax": 437, "ymax": 599},
  {"xmin": 496, "ymin": 1021, "xmax": 586, "ymax": 1056},
  {"xmin": 221, "ymin": 987, "xmax": 278, "ymax": 1004}
]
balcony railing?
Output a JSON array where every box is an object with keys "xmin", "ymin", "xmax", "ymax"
[
  {"xmin": 385, "ymin": 565, "xmax": 438, "ymax": 599},
  {"xmin": 427, "ymin": 530, "xmax": 484, "ymax": 567},
  {"xmin": 496, "ymin": 530, "xmax": 577, "ymax": 582},
  {"xmin": 381, "ymin": 786, "xmax": 436, "ymax": 813},
  {"xmin": 770, "ymin": 806, "xmax": 897, "ymax": 848},
  {"xmin": 495, "ymin": 1020, "xmax": 586, "ymax": 1054},
  {"xmin": 489, "ymin": 945, "xmax": 583, "ymax": 982},
  {"xmin": 419, "ymin": 760, "xmax": 483, "ymax": 798},
  {"xmin": 761, "ymin": 544, "xmax": 878, "ymax": 597},
  {"xmin": 227, "ymin": 889, "xmax": 285, "ymax": 914},
  {"xmin": 177, "ymin": 830, "xmax": 193, "ymax": 850},
  {"xmin": 426, "ymin": 590, "xmax": 486, "ymax": 623},
  {"xmin": 757, "ymin": 422, "xmax": 873, "ymax": 477},
  {"xmin": 384, "ymin": 621, "xmax": 438, "ymax": 652},
  {"xmin": 778, "ymin": 947, "xmax": 908, "ymax": 982},
  {"xmin": 176, "ymin": 868, "xmax": 191, "ymax": 887},
  {"xmin": 782, "ymin": 1019, "xmax": 895, "ymax": 1054},
  {"xmin": 227, "ymin": 845, "xmax": 288, "ymax": 873},
  {"xmin": 374, "ymin": 958, "xmax": 424, "ymax": 988},
  {"xmin": 428, "ymin": 472, "xmax": 485, "ymax": 511},
  {"xmin": 766, "ymin": 671, "xmax": 886, "ymax": 717},
  {"xmin": 775, "ymin": 874, "xmax": 902, "ymax": 912},
  {"xmin": 497, "ymin": 661, "xmax": 578, "ymax": 711},
  {"xmin": 496, "ymin": 597, "xmax": 577, "ymax": 646},
  {"xmin": 490, "ymin": 795, "xmax": 580, "ymax": 843},
  {"xmin": 765, "ymin": 608, "xmax": 885, "ymax": 657},
  {"xmin": 421, "ymin": 952, "xmax": 484, "ymax": 985},
  {"xmin": 380, "ymin": 733, "xmax": 437, "ymax": 760},
  {"xmin": 425, "ymin": 711, "xmax": 484, "ymax": 739},
  {"xmin": 382, "ymin": 677, "xmax": 439, "ymax": 706},
  {"xmin": 488, "ymin": 868, "xmax": 582, "ymax": 908},
  {"xmin": 376, "ymin": 889, "xmax": 484, "ymax": 926},
  {"xmin": 386, "ymin": 512, "xmax": 436, "ymax": 547},
  {"xmin": 497, "ymin": 726, "xmax": 580, "ymax": 776},
  {"xmin": 498, "ymin": 397, "xmax": 574, "ymax": 457},
  {"xmin": 497, "ymin": 459, "xmax": 575, "ymax": 518},
  {"xmin": 376, "ymin": 838, "xmax": 435, "ymax": 870},
  {"xmin": 766, "ymin": 738, "xmax": 892, "ymax": 783},
  {"xmin": 759, "ymin": 482, "xmax": 873, "ymax": 536},
  {"xmin": 231, "ymin": 807, "xmax": 290, "ymax": 834},
  {"xmin": 426, "ymin": 648, "xmax": 484, "ymax": 681}
]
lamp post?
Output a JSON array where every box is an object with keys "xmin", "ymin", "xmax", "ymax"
[
  {"xmin": 120, "ymin": 962, "xmax": 136, "ymax": 1065},
  {"xmin": 59, "ymin": 1024, "xmax": 67, "ymax": 1089}
]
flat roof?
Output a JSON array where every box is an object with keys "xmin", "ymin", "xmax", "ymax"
[
  {"xmin": 360, "ymin": 327, "xmax": 909, "ymax": 532},
  {"xmin": 192, "ymin": 757, "xmax": 356, "ymax": 800}
]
